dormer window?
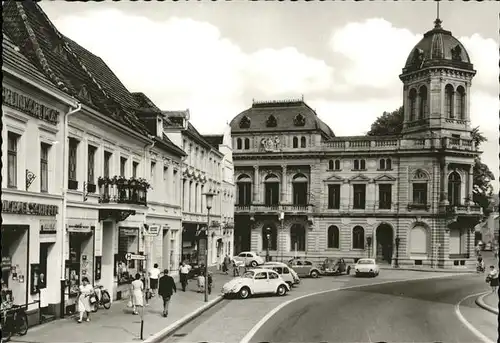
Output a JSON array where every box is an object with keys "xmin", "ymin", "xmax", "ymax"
[
  {"xmin": 451, "ymin": 45, "xmax": 462, "ymax": 62},
  {"xmin": 294, "ymin": 114, "xmax": 305, "ymax": 126},
  {"xmin": 266, "ymin": 115, "xmax": 277, "ymax": 128},
  {"xmin": 239, "ymin": 116, "xmax": 251, "ymax": 129}
]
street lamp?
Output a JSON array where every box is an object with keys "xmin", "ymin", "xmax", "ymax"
[
  {"xmin": 265, "ymin": 228, "xmax": 271, "ymax": 262},
  {"xmin": 279, "ymin": 212, "xmax": 285, "ymax": 262},
  {"xmin": 202, "ymin": 191, "xmax": 216, "ymax": 303},
  {"xmin": 395, "ymin": 236, "xmax": 400, "ymax": 268}
]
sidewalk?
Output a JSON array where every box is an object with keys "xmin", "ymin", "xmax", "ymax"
[{"xmin": 13, "ymin": 267, "xmax": 233, "ymax": 343}]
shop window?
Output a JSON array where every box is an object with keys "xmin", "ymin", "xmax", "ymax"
[
  {"xmin": 68, "ymin": 138, "xmax": 79, "ymax": 189},
  {"xmin": 1, "ymin": 225, "xmax": 29, "ymax": 306},
  {"xmin": 132, "ymin": 161, "xmax": 139, "ymax": 178},
  {"xmin": 67, "ymin": 228, "xmax": 94, "ymax": 296},
  {"xmin": 104, "ymin": 151, "xmax": 112, "ymax": 178},
  {"xmin": 117, "ymin": 227, "xmax": 140, "ymax": 285},
  {"xmin": 40, "ymin": 143, "xmax": 50, "ymax": 192},
  {"xmin": 120, "ymin": 157, "xmax": 127, "ymax": 177},
  {"xmin": 7, "ymin": 132, "xmax": 19, "ymax": 188},
  {"xmin": 87, "ymin": 145, "xmax": 97, "ymax": 186}
]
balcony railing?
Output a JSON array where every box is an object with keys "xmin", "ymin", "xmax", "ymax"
[
  {"xmin": 235, "ymin": 204, "xmax": 313, "ymax": 213},
  {"xmin": 407, "ymin": 203, "xmax": 430, "ymax": 211},
  {"xmin": 445, "ymin": 204, "xmax": 482, "ymax": 215},
  {"xmin": 97, "ymin": 176, "xmax": 150, "ymax": 206}
]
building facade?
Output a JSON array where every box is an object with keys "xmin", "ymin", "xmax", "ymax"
[
  {"xmin": 2, "ymin": 1, "xmax": 186, "ymax": 322},
  {"xmin": 230, "ymin": 19, "xmax": 482, "ymax": 269}
]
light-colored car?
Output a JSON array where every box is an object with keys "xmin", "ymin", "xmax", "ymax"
[
  {"xmin": 354, "ymin": 258, "xmax": 379, "ymax": 277},
  {"xmin": 262, "ymin": 262, "xmax": 299, "ymax": 287},
  {"xmin": 233, "ymin": 251, "xmax": 265, "ymax": 268},
  {"xmin": 221, "ymin": 268, "xmax": 290, "ymax": 299},
  {"xmin": 288, "ymin": 258, "xmax": 324, "ymax": 278}
]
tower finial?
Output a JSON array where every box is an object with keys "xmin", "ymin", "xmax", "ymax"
[{"xmin": 434, "ymin": 0, "xmax": 442, "ymax": 28}]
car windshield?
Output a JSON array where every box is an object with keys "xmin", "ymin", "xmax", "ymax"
[
  {"xmin": 357, "ymin": 260, "xmax": 374, "ymax": 265},
  {"xmin": 242, "ymin": 271, "xmax": 254, "ymax": 278}
]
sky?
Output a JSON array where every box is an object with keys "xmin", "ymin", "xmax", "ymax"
[{"xmin": 40, "ymin": 1, "xmax": 499, "ymax": 189}]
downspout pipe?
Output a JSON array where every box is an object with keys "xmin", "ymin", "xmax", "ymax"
[{"xmin": 60, "ymin": 102, "xmax": 82, "ymax": 318}]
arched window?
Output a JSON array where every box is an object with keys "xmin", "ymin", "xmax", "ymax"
[
  {"xmin": 445, "ymin": 84, "xmax": 454, "ymax": 119},
  {"xmin": 412, "ymin": 169, "xmax": 429, "ymax": 206},
  {"xmin": 409, "ymin": 88, "xmax": 417, "ymax": 121},
  {"xmin": 353, "ymin": 159, "xmax": 359, "ymax": 170},
  {"xmin": 418, "ymin": 86, "xmax": 428, "ymax": 119},
  {"xmin": 379, "ymin": 158, "xmax": 386, "ymax": 170},
  {"xmin": 290, "ymin": 224, "xmax": 306, "ymax": 251},
  {"xmin": 244, "ymin": 138, "xmax": 250, "ymax": 150},
  {"xmin": 293, "ymin": 137, "xmax": 299, "ymax": 149},
  {"xmin": 379, "ymin": 158, "xmax": 392, "ymax": 170},
  {"xmin": 352, "ymin": 226, "xmax": 365, "ymax": 249},
  {"xmin": 292, "ymin": 173, "xmax": 308, "ymax": 205},
  {"xmin": 264, "ymin": 174, "xmax": 280, "ymax": 206},
  {"xmin": 448, "ymin": 171, "xmax": 461, "ymax": 206},
  {"xmin": 237, "ymin": 174, "xmax": 252, "ymax": 205},
  {"xmin": 386, "ymin": 158, "xmax": 392, "ymax": 170},
  {"xmin": 327, "ymin": 225, "xmax": 339, "ymax": 249},
  {"xmin": 300, "ymin": 137, "xmax": 307, "ymax": 148},
  {"xmin": 360, "ymin": 159, "xmax": 366, "ymax": 170},
  {"xmin": 262, "ymin": 225, "xmax": 277, "ymax": 250},
  {"xmin": 328, "ymin": 160, "xmax": 334, "ymax": 170},
  {"xmin": 236, "ymin": 138, "xmax": 242, "ymax": 150},
  {"xmin": 334, "ymin": 160, "xmax": 341, "ymax": 170},
  {"xmin": 410, "ymin": 225, "xmax": 428, "ymax": 254},
  {"xmin": 456, "ymin": 86, "xmax": 466, "ymax": 120}
]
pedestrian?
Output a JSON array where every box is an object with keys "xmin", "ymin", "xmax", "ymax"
[
  {"xmin": 486, "ymin": 265, "xmax": 499, "ymax": 293},
  {"xmin": 158, "ymin": 269, "xmax": 176, "ymax": 317},
  {"xmin": 223, "ymin": 254, "xmax": 231, "ymax": 275},
  {"xmin": 131, "ymin": 273, "xmax": 144, "ymax": 315},
  {"xmin": 77, "ymin": 277, "xmax": 93, "ymax": 323},
  {"xmin": 197, "ymin": 271, "xmax": 205, "ymax": 293},
  {"xmin": 232, "ymin": 259, "xmax": 239, "ymax": 277},
  {"xmin": 179, "ymin": 261, "xmax": 191, "ymax": 292},
  {"xmin": 207, "ymin": 271, "xmax": 213, "ymax": 294},
  {"xmin": 149, "ymin": 263, "xmax": 161, "ymax": 297}
]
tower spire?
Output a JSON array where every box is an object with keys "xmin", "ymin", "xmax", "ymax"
[{"xmin": 434, "ymin": 0, "xmax": 442, "ymax": 28}]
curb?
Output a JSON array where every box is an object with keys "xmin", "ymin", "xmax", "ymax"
[
  {"xmin": 143, "ymin": 295, "xmax": 225, "ymax": 343},
  {"xmin": 475, "ymin": 292, "xmax": 499, "ymax": 315},
  {"xmin": 379, "ymin": 267, "xmax": 474, "ymax": 274}
]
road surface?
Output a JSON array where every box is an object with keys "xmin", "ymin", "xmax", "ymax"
[{"xmin": 249, "ymin": 274, "xmax": 496, "ymax": 343}]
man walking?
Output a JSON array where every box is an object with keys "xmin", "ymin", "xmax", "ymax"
[
  {"xmin": 179, "ymin": 261, "xmax": 191, "ymax": 292},
  {"xmin": 149, "ymin": 263, "xmax": 161, "ymax": 297},
  {"xmin": 158, "ymin": 269, "xmax": 176, "ymax": 317}
]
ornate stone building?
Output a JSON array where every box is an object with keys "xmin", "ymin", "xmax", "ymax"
[{"xmin": 230, "ymin": 18, "xmax": 482, "ymax": 269}]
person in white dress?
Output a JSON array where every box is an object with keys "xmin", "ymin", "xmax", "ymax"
[
  {"xmin": 77, "ymin": 277, "xmax": 93, "ymax": 323},
  {"xmin": 131, "ymin": 273, "xmax": 144, "ymax": 315}
]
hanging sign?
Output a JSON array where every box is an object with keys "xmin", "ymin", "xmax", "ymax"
[
  {"xmin": 125, "ymin": 253, "xmax": 146, "ymax": 261},
  {"xmin": 40, "ymin": 220, "xmax": 57, "ymax": 234},
  {"xmin": 2, "ymin": 256, "xmax": 12, "ymax": 271},
  {"xmin": 144, "ymin": 225, "xmax": 160, "ymax": 236}
]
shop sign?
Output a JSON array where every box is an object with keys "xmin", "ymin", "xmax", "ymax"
[
  {"xmin": 2, "ymin": 256, "xmax": 12, "ymax": 271},
  {"xmin": 1, "ymin": 200, "xmax": 58, "ymax": 216},
  {"xmin": 67, "ymin": 223, "xmax": 92, "ymax": 233},
  {"xmin": 144, "ymin": 225, "xmax": 160, "ymax": 236},
  {"xmin": 40, "ymin": 220, "xmax": 57, "ymax": 234},
  {"xmin": 125, "ymin": 253, "xmax": 146, "ymax": 261},
  {"xmin": 2, "ymin": 87, "xmax": 60, "ymax": 125},
  {"xmin": 120, "ymin": 228, "xmax": 137, "ymax": 236}
]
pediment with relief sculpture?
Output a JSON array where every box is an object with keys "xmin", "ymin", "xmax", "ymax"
[{"xmin": 374, "ymin": 174, "xmax": 397, "ymax": 182}]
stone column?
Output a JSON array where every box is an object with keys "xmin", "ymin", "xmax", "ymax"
[
  {"xmin": 190, "ymin": 181, "xmax": 196, "ymax": 212},
  {"xmin": 200, "ymin": 184, "xmax": 205, "ymax": 214},
  {"xmin": 183, "ymin": 179, "xmax": 189, "ymax": 212},
  {"xmin": 440, "ymin": 161, "xmax": 449, "ymax": 205},
  {"xmin": 281, "ymin": 164, "xmax": 287, "ymax": 203},
  {"xmin": 253, "ymin": 165, "xmax": 259, "ymax": 203}
]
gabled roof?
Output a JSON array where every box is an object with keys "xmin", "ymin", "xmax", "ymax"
[
  {"xmin": 2, "ymin": 1, "xmax": 149, "ymax": 135},
  {"xmin": 131, "ymin": 92, "xmax": 162, "ymax": 114}
]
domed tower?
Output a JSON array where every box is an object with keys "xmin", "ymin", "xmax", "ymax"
[{"xmin": 399, "ymin": 17, "xmax": 476, "ymax": 138}]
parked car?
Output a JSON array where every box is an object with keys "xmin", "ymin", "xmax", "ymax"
[
  {"xmin": 322, "ymin": 258, "xmax": 351, "ymax": 276},
  {"xmin": 354, "ymin": 258, "xmax": 379, "ymax": 277},
  {"xmin": 221, "ymin": 268, "xmax": 290, "ymax": 299},
  {"xmin": 262, "ymin": 262, "xmax": 299, "ymax": 287},
  {"xmin": 287, "ymin": 258, "xmax": 324, "ymax": 278},
  {"xmin": 233, "ymin": 251, "xmax": 265, "ymax": 268}
]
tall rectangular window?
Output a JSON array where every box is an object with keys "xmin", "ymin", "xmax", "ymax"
[
  {"xmin": 378, "ymin": 184, "xmax": 392, "ymax": 209},
  {"xmin": 353, "ymin": 184, "xmax": 366, "ymax": 209},
  {"xmin": 40, "ymin": 143, "xmax": 50, "ymax": 192},
  {"xmin": 163, "ymin": 167, "xmax": 169, "ymax": 194},
  {"xmin": 132, "ymin": 161, "xmax": 139, "ymax": 178},
  {"xmin": 7, "ymin": 132, "xmax": 19, "ymax": 188},
  {"xmin": 68, "ymin": 138, "xmax": 78, "ymax": 181},
  {"xmin": 173, "ymin": 169, "xmax": 178, "ymax": 203},
  {"xmin": 151, "ymin": 161, "xmax": 156, "ymax": 183},
  {"xmin": 87, "ymin": 145, "xmax": 96, "ymax": 184},
  {"xmin": 104, "ymin": 151, "xmax": 112, "ymax": 178},
  {"xmin": 120, "ymin": 157, "xmax": 127, "ymax": 177},
  {"xmin": 412, "ymin": 183, "xmax": 428, "ymax": 204},
  {"xmin": 327, "ymin": 184, "xmax": 341, "ymax": 209}
]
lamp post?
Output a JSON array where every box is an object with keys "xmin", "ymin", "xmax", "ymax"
[
  {"xmin": 202, "ymin": 192, "xmax": 216, "ymax": 303},
  {"xmin": 395, "ymin": 236, "xmax": 400, "ymax": 268},
  {"xmin": 265, "ymin": 229, "xmax": 271, "ymax": 262},
  {"xmin": 366, "ymin": 236, "xmax": 372, "ymax": 258},
  {"xmin": 279, "ymin": 211, "xmax": 285, "ymax": 262}
]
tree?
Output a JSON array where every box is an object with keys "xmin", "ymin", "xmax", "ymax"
[
  {"xmin": 367, "ymin": 109, "xmax": 496, "ymax": 216},
  {"xmin": 367, "ymin": 106, "xmax": 404, "ymax": 136}
]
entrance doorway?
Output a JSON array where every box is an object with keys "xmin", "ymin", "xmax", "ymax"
[{"xmin": 376, "ymin": 224, "xmax": 393, "ymax": 264}]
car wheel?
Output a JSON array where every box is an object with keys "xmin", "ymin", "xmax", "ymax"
[
  {"xmin": 286, "ymin": 281, "xmax": 293, "ymax": 288},
  {"xmin": 238, "ymin": 287, "xmax": 251, "ymax": 299},
  {"xmin": 310, "ymin": 270, "xmax": 319, "ymax": 278},
  {"xmin": 277, "ymin": 285, "xmax": 287, "ymax": 296},
  {"xmin": 250, "ymin": 261, "xmax": 258, "ymax": 268}
]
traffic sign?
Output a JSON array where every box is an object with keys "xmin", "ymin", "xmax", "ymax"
[{"xmin": 125, "ymin": 253, "xmax": 146, "ymax": 261}]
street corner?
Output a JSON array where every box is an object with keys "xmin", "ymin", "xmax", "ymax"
[{"xmin": 475, "ymin": 291, "xmax": 499, "ymax": 315}]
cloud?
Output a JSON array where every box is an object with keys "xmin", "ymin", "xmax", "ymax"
[
  {"xmin": 460, "ymin": 34, "xmax": 498, "ymax": 94},
  {"xmin": 329, "ymin": 18, "xmax": 422, "ymax": 90}
]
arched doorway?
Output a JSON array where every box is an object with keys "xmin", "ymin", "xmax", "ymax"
[{"xmin": 376, "ymin": 224, "xmax": 393, "ymax": 264}]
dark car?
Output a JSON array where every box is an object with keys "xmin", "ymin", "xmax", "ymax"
[
  {"xmin": 322, "ymin": 258, "xmax": 351, "ymax": 275},
  {"xmin": 188, "ymin": 263, "xmax": 205, "ymax": 279}
]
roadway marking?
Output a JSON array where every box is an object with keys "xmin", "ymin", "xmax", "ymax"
[
  {"xmin": 454, "ymin": 291, "xmax": 494, "ymax": 343},
  {"xmin": 239, "ymin": 273, "xmax": 465, "ymax": 343}
]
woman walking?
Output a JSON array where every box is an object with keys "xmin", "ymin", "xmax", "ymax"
[
  {"xmin": 131, "ymin": 273, "xmax": 144, "ymax": 315},
  {"xmin": 77, "ymin": 277, "xmax": 93, "ymax": 323},
  {"xmin": 486, "ymin": 265, "xmax": 499, "ymax": 293}
]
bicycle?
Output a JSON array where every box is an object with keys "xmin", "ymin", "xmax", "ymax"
[
  {"xmin": 91, "ymin": 285, "xmax": 111, "ymax": 313},
  {"xmin": 1, "ymin": 305, "xmax": 28, "ymax": 342}
]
